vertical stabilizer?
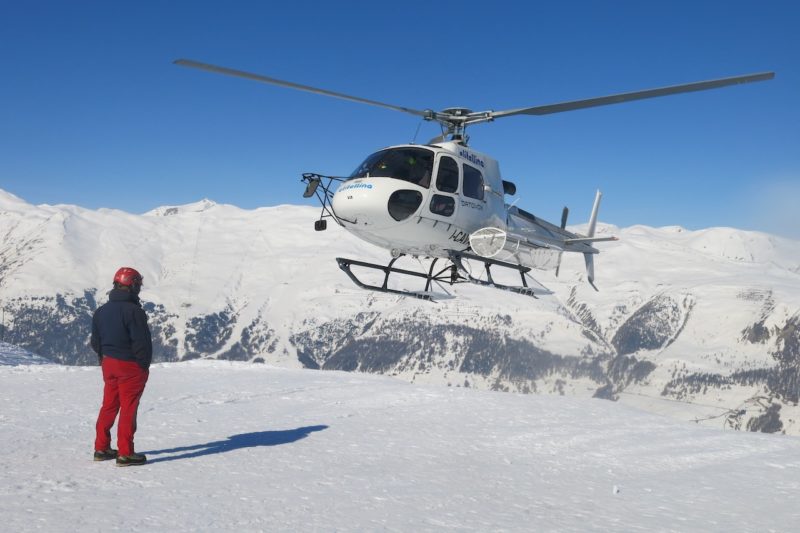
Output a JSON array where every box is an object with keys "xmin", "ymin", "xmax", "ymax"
[
  {"xmin": 584, "ymin": 253, "xmax": 598, "ymax": 291},
  {"xmin": 587, "ymin": 189, "xmax": 602, "ymax": 238},
  {"xmin": 585, "ymin": 190, "xmax": 602, "ymax": 291}
]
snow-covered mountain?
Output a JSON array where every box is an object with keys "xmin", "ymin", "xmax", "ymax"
[
  {"xmin": 2, "ymin": 355, "xmax": 799, "ymax": 531},
  {"xmin": 2, "ymin": 188, "xmax": 799, "ymax": 434}
]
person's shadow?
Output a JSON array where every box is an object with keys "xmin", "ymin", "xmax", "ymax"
[{"xmin": 144, "ymin": 425, "xmax": 328, "ymax": 464}]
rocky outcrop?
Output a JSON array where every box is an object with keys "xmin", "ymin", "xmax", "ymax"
[
  {"xmin": 611, "ymin": 295, "xmax": 691, "ymax": 355},
  {"xmin": 1, "ymin": 292, "xmax": 97, "ymax": 365}
]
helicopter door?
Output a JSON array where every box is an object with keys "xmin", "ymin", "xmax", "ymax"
[
  {"xmin": 452, "ymin": 162, "xmax": 487, "ymax": 231},
  {"xmin": 461, "ymin": 163, "xmax": 485, "ymax": 203},
  {"xmin": 427, "ymin": 154, "xmax": 459, "ymax": 221}
]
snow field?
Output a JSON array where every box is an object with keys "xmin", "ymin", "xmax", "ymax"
[{"xmin": 2, "ymin": 360, "xmax": 799, "ymax": 532}]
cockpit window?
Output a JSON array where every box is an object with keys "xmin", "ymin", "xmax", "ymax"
[{"xmin": 350, "ymin": 147, "xmax": 434, "ymax": 188}]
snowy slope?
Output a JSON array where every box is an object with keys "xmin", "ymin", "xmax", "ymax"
[
  {"xmin": 2, "ymin": 358, "xmax": 800, "ymax": 532},
  {"xmin": 0, "ymin": 354, "xmax": 800, "ymax": 532},
  {"xmin": 1, "ymin": 188, "xmax": 799, "ymax": 435}
]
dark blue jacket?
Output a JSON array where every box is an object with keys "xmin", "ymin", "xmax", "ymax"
[{"xmin": 91, "ymin": 289, "xmax": 152, "ymax": 369}]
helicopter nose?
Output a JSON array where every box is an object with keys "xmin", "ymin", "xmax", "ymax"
[{"xmin": 332, "ymin": 178, "xmax": 423, "ymax": 229}]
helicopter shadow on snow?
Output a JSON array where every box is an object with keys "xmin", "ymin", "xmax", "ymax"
[{"xmin": 144, "ymin": 425, "xmax": 329, "ymax": 464}]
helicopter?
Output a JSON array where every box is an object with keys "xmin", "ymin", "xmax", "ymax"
[{"xmin": 175, "ymin": 59, "xmax": 773, "ymax": 300}]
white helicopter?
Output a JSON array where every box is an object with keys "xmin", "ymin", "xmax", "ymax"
[{"xmin": 175, "ymin": 59, "xmax": 773, "ymax": 300}]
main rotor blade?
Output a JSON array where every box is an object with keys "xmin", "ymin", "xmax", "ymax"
[
  {"xmin": 174, "ymin": 58, "xmax": 432, "ymax": 119},
  {"xmin": 490, "ymin": 72, "xmax": 775, "ymax": 119}
]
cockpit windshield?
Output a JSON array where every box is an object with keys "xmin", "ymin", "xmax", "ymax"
[{"xmin": 349, "ymin": 147, "xmax": 434, "ymax": 188}]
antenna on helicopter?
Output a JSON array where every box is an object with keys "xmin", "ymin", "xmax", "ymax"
[{"xmin": 174, "ymin": 59, "xmax": 773, "ymax": 146}]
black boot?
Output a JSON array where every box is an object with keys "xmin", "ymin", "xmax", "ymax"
[
  {"xmin": 93, "ymin": 449, "xmax": 118, "ymax": 461},
  {"xmin": 116, "ymin": 452, "xmax": 147, "ymax": 467}
]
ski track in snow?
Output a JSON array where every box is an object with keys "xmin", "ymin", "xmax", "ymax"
[{"xmin": 2, "ymin": 359, "xmax": 799, "ymax": 532}]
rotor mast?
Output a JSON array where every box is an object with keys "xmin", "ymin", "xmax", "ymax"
[{"xmin": 425, "ymin": 108, "xmax": 496, "ymax": 143}]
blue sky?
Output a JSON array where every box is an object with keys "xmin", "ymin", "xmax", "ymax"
[{"xmin": 1, "ymin": 1, "xmax": 798, "ymax": 237}]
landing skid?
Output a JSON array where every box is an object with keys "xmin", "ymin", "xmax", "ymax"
[
  {"xmin": 336, "ymin": 257, "xmax": 465, "ymax": 301},
  {"xmin": 448, "ymin": 251, "xmax": 549, "ymax": 298},
  {"xmin": 336, "ymin": 253, "xmax": 550, "ymax": 301}
]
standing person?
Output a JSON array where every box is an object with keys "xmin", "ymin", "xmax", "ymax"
[{"xmin": 91, "ymin": 267, "xmax": 152, "ymax": 467}]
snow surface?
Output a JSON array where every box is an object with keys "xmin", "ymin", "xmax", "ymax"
[{"xmin": 2, "ymin": 348, "xmax": 799, "ymax": 532}]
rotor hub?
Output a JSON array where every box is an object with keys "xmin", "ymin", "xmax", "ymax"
[{"xmin": 441, "ymin": 107, "xmax": 473, "ymax": 117}]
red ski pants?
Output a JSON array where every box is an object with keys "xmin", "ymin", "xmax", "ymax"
[{"xmin": 95, "ymin": 357, "xmax": 149, "ymax": 456}]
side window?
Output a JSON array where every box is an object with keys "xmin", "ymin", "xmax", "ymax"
[
  {"xmin": 463, "ymin": 164, "xmax": 484, "ymax": 201},
  {"xmin": 435, "ymin": 156, "xmax": 459, "ymax": 193},
  {"xmin": 429, "ymin": 194, "xmax": 455, "ymax": 217}
]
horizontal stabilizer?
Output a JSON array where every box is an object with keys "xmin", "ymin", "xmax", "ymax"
[{"xmin": 565, "ymin": 236, "xmax": 619, "ymax": 245}]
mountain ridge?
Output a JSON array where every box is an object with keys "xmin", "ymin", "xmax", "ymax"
[{"xmin": 1, "ymin": 188, "xmax": 798, "ymax": 433}]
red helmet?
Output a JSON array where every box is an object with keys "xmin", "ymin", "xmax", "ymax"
[{"xmin": 113, "ymin": 267, "xmax": 143, "ymax": 287}]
